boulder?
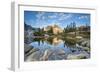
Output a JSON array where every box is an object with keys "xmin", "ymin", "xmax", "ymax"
[
  {"xmin": 25, "ymin": 51, "xmax": 41, "ymax": 61},
  {"xmin": 25, "ymin": 47, "xmax": 40, "ymax": 57},
  {"xmin": 86, "ymin": 41, "xmax": 90, "ymax": 48},
  {"xmin": 76, "ymin": 43, "xmax": 90, "ymax": 52},
  {"xmin": 67, "ymin": 53, "xmax": 88, "ymax": 59},
  {"xmin": 81, "ymin": 41, "xmax": 87, "ymax": 47},
  {"xmin": 78, "ymin": 39, "xmax": 90, "ymax": 48},
  {"xmin": 24, "ymin": 44, "xmax": 40, "ymax": 60},
  {"xmin": 24, "ymin": 43, "xmax": 33, "ymax": 54},
  {"xmin": 40, "ymin": 49, "xmax": 53, "ymax": 61},
  {"xmin": 56, "ymin": 49, "xmax": 66, "ymax": 55}
]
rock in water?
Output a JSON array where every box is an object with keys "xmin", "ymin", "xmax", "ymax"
[
  {"xmin": 25, "ymin": 51, "xmax": 41, "ymax": 61},
  {"xmin": 25, "ymin": 47, "xmax": 40, "ymax": 57},
  {"xmin": 24, "ymin": 43, "xmax": 33, "ymax": 54},
  {"xmin": 24, "ymin": 44, "xmax": 40, "ymax": 61},
  {"xmin": 76, "ymin": 44, "xmax": 90, "ymax": 52},
  {"xmin": 86, "ymin": 41, "xmax": 90, "ymax": 48},
  {"xmin": 41, "ymin": 49, "xmax": 53, "ymax": 61},
  {"xmin": 56, "ymin": 49, "xmax": 65, "ymax": 55},
  {"xmin": 67, "ymin": 53, "xmax": 88, "ymax": 59}
]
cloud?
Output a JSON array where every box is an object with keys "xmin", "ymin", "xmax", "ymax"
[
  {"xmin": 79, "ymin": 15, "xmax": 89, "ymax": 19},
  {"xmin": 35, "ymin": 12, "xmax": 73, "ymax": 28},
  {"xmin": 35, "ymin": 12, "xmax": 47, "ymax": 28},
  {"xmin": 41, "ymin": 16, "xmax": 46, "ymax": 20},
  {"xmin": 46, "ymin": 13, "xmax": 73, "ymax": 21},
  {"xmin": 36, "ymin": 12, "xmax": 46, "ymax": 20},
  {"xmin": 47, "ymin": 13, "xmax": 58, "ymax": 19},
  {"xmin": 58, "ymin": 13, "xmax": 73, "ymax": 21},
  {"xmin": 48, "ymin": 15, "xmax": 57, "ymax": 19},
  {"xmin": 36, "ymin": 12, "xmax": 73, "ymax": 21}
]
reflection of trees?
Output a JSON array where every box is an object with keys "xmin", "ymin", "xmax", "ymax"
[
  {"xmin": 63, "ymin": 38, "xmax": 76, "ymax": 48},
  {"xmin": 46, "ymin": 37, "xmax": 53, "ymax": 45},
  {"xmin": 32, "ymin": 37, "xmax": 62, "ymax": 46},
  {"xmin": 32, "ymin": 38, "xmax": 45, "ymax": 46},
  {"xmin": 32, "ymin": 37, "xmax": 76, "ymax": 49}
]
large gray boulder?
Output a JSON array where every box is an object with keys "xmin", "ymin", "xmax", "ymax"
[
  {"xmin": 25, "ymin": 51, "xmax": 41, "ymax": 61},
  {"xmin": 24, "ymin": 43, "xmax": 33, "ymax": 54},
  {"xmin": 24, "ymin": 44, "xmax": 40, "ymax": 61},
  {"xmin": 56, "ymin": 49, "xmax": 66, "ymax": 55},
  {"xmin": 40, "ymin": 49, "xmax": 53, "ymax": 61},
  {"xmin": 67, "ymin": 53, "xmax": 89, "ymax": 59}
]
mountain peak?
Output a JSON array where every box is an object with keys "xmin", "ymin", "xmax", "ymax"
[{"xmin": 44, "ymin": 24, "xmax": 63, "ymax": 34}]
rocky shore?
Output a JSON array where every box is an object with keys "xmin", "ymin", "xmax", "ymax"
[{"xmin": 24, "ymin": 41, "xmax": 90, "ymax": 61}]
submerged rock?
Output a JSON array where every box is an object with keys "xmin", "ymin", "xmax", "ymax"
[
  {"xmin": 77, "ymin": 39, "xmax": 90, "ymax": 48},
  {"xmin": 40, "ymin": 49, "xmax": 53, "ymax": 61},
  {"xmin": 48, "ymin": 49, "xmax": 66, "ymax": 60},
  {"xmin": 67, "ymin": 53, "xmax": 89, "ymax": 59},
  {"xmin": 25, "ymin": 51, "xmax": 41, "ymax": 61},
  {"xmin": 24, "ymin": 43, "xmax": 33, "ymax": 54},
  {"xmin": 56, "ymin": 49, "xmax": 66, "ymax": 55},
  {"xmin": 86, "ymin": 41, "xmax": 90, "ymax": 48},
  {"xmin": 25, "ymin": 47, "xmax": 40, "ymax": 57},
  {"xmin": 81, "ymin": 41, "xmax": 88, "ymax": 47},
  {"xmin": 24, "ymin": 44, "xmax": 40, "ymax": 61},
  {"xmin": 76, "ymin": 44, "xmax": 90, "ymax": 52}
]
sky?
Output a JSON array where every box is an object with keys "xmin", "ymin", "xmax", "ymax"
[{"xmin": 24, "ymin": 11, "xmax": 90, "ymax": 29}]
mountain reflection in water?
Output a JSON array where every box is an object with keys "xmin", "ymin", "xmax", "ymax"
[{"xmin": 30, "ymin": 37, "xmax": 77, "ymax": 54}]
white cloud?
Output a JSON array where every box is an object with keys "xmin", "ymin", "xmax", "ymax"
[
  {"xmin": 41, "ymin": 16, "xmax": 46, "ymax": 20},
  {"xmin": 79, "ymin": 16, "xmax": 88, "ymax": 19},
  {"xmin": 47, "ymin": 13, "xmax": 73, "ymax": 20},
  {"xmin": 36, "ymin": 12, "xmax": 45, "ymax": 20},
  {"xmin": 47, "ymin": 13, "xmax": 58, "ymax": 19},
  {"xmin": 48, "ymin": 15, "xmax": 57, "ymax": 19},
  {"xmin": 58, "ymin": 13, "xmax": 72, "ymax": 21},
  {"xmin": 35, "ymin": 12, "xmax": 73, "ymax": 28},
  {"xmin": 35, "ymin": 12, "xmax": 47, "ymax": 28}
]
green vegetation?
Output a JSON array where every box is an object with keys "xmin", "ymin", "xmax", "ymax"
[{"xmin": 63, "ymin": 22, "xmax": 76, "ymax": 33}]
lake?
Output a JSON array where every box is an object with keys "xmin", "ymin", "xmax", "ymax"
[{"xmin": 26, "ymin": 37, "xmax": 90, "ymax": 61}]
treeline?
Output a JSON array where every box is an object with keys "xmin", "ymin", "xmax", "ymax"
[
  {"xmin": 63, "ymin": 22, "xmax": 76, "ymax": 33},
  {"xmin": 63, "ymin": 22, "xmax": 90, "ymax": 33},
  {"xmin": 24, "ymin": 22, "xmax": 90, "ymax": 37}
]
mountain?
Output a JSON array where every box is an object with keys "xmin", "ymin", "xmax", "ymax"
[
  {"xmin": 24, "ymin": 23, "xmax": 33, "ymax": 31},
  {"xmin": 44, "ymin": 24, "xmax": 63, "ymax": 35}
]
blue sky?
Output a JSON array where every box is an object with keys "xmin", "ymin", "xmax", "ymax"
[{"xmin": 24, "ymin": 11, "xmax": 90, "ymax": 29}]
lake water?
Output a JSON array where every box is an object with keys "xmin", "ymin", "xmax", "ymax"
[{"xmin": 28, "ymin": 37, "xmax": 89, "ymax": 60}]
